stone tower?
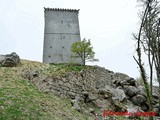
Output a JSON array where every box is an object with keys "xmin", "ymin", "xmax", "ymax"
[{"xmin": 43, "ymin": 8, "xmax": 82, "ymax": 64}]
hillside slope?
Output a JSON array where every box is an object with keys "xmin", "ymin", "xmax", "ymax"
[
  {"xmin": 0, "ymin": 60, "xmax": 93, "ymax": 120},
  {"xmin": 0, "ymin": 60, "xmax": 159, "ymax": 120}
]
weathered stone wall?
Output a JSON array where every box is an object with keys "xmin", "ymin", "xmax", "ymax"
[
  {"xmin": 22, "ymin": 66, "xmax": 160, "ymax": 116},
  {"xmin": 24, "ymin": 67, "xmax": 114, "ymax": 98}
]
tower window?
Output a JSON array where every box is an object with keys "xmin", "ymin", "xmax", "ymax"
[
  {"xmin": 61, "ymin": 20, "xmax": 63, "ymax": 24},
  {"xmin": 62, "ymin": 46, "xmax": 64, "ymax": 49},
  {"xmin": 68, "ymin": 21, "xmax": 70, "ymax": 27},
  {"xmin": 48, "ymin": 55, "xmax": 51, "ymax": 58},
  {"xmin": 63, "ymin": 36, "xmax": 65, "ymax": 39},
  {"xmin": 50, "ymin": 46, "xmax": 52, "ymax": 48}
]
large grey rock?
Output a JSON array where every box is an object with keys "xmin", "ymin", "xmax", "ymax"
[
  {"xmin": 1, "ymin": 52, "xmax": 20, "ymax": 67},
  {"xmin": 119, "ymin": 77, "xmax": 136, "ymax": 86},
  {"xmin": 113, "ymin": 88, "xmax": 126, "ymax": 102},
  {"xmin": 138, "ymin": 86, "xmax": 159, "ymax": 99},
  {"xmin": 88, "ymin": 93, "xmax": 98, "ymax": 101},
  {"xmin": 98, "ymin": 87, "xmax": 112, "ymax": 95},
  {"xmin": 0, "ymin": 55, "xmax": 5, "ymax": 65},
  {"xmin": 137, "ymin": 86, "xmax": 145, "ymax": 95},
  {"xmin": 140, "ymin": 103, "xmax": 149, "ymax": 111},
  {"xmin": 152, "ymin": 86, "xmax": 160, "ymax": 99},
  {"xmin": 126, "ymin": 78, "xmax": 136, "ymax": 86},
  {"xmin": 71, "ymin": 99, "xmax": 81, "ymax": 112},
  {"xmin": 124, "ymin": 86, "xmax": 139, "ymax": 97},
  {"xmin": 98, "ymin": 85, "xmax": 126, "ymax": 102},
  {"xmin": 113, "ymin": 73, "xmax": 136, "ymax": 88},
  {"xmin": 131, "ymin": 94, "xmax": 146, "ymax": 105},
  {"xmin": 119, "ymin": 79, "xmax": 130, "ymax": 86},
  {"xmin": 126, "ymin": 100, "xmax": 142, "ymax": 113}
]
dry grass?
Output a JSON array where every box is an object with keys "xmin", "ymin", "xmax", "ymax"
[{"xmin": 0, "ymin": 59, "xmax": 92, "ymax": 120}]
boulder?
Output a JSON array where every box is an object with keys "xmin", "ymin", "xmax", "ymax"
[
  {"xmin": 112, "ymin": 88, "xmax": 126, "ymax": 102},
  {"xmin": 140, "ymin": 103, "xmax": 149, "ymax": 111},
  {"xmin": 126, "ymin": 78, "xmax": 136, "ymax": 86},
  {"xmin": 98, "ymin": 88, "xmax": 112, "ymax": 96},
  {"xmin": 98, "ymin": 85, "xmax": 126, "ymax": 102},
  {"xmin": 119, "ymin": 79, "xmax": 130, "ymax": 86},
  {"xmin": 88, "ymin": 93, "xmax": 98, "ymax": 101},
  {"xmin": 137, "ymin": 86, "xmax": 145, "ymax": 95},
  {"xmin": 119, "ymin": 77, "xmax": 135, "ymax": 86},
  {"xmin": 126, "ymin": 101, "xmax": 143, "ymax": 119},
  {"xmin": 1, "ymin": 52, "xmax": 20, "ymax": 67},
  {"xmin": 131, "ymin": 94, "xmax": 146, "ymax": 106},
  {"xmin": 152, "ymin": 93, "xmax": 159, "ymax": 99},
  {"xmin": 112, "ymin": 73, "xmax": 136, "ymax": 88},
  {"xmin": 71, "ymin": 99, "xmax": 81, "ymax": 112},
  {"xmin": 124, "ymin": 86, "xmax": 139, "ymax": 97},
  {"xmin": 0, "ymin": 55, "xmax": 5, "ymax": 65},
  {"xmin": 126, "ymin": 100, "xmax": 142, "ymax": 113}
]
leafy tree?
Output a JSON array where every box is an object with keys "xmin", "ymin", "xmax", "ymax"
[{"xmin": 70, "ymin": 38, "xmax": 98, "ymax": 65}]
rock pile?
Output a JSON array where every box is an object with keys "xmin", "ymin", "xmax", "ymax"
[
  {"xmin": 112, "ymin": 73, "xmax": 159, "ymax": 115},
  {"xmin": 0, "ymin": 52, "xmax": 20, "ymax": 67},
  {"xmin": 22, "ymin": 66, "xmax": 160, "ymax": 119}
]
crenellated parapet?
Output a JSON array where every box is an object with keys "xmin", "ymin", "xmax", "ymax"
[{"xmin": 44, "ymin": 7, "xmax": 80, "ymax": 12}]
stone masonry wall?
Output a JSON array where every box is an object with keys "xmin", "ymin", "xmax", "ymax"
[
  {"xmin": 22, "ymin": 66, "xmax": 160, "ymax": 116},
  {"xmin": 23, "ymin": 67, "xmax": 114, "ymax": 99}
]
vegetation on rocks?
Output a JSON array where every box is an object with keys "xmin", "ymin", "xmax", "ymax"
[
  {"xmin": 0, "ymin": 59, "xmax": 159, "ymax": 120},
  {"xmin": 0, "ymin": 60, "xmax": 93, "ymax": 120},
  {"xmin": 45, "ymin": 63, "xmax": 94, "ymax": 77}
]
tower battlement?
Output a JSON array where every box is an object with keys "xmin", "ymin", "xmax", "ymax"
[{"xmin": 44, "ymin": 8, "xmax": 79, "ymax": 12}]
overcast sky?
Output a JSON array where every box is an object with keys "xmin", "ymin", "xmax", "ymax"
[{"xmin": 0, "ymin": 0, "xmax": 141, "ymax": 78}]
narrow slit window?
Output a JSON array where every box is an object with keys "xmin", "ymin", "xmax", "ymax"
[{"xmin": 68, "ymin": 21, "xmax": 70, "ymax": 27}]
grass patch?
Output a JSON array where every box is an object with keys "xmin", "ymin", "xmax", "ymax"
[
  {"xmin": 0, "ymin": 60, "xmax": 93, "ymax": 120},
  {"xmin": 43, "ymin": 63, "xmax": 95, "ymax": 77}
]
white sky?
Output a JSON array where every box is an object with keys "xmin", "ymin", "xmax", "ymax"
[{"xmin": 0, "ymin": 0, "xmax": 141, "ymax": 78}]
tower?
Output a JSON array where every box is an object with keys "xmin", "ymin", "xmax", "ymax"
[{"xmin": 43, "ymin": 8, "xmax": 82, "ymax": 64}]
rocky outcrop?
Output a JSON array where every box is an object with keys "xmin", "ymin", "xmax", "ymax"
[
  {"xmin": 98, "ymin": 85, "xmax": 126, "ymax": 102},
  {"xmin": 22, "ymin": 67, "xmax": 114, "ymax": 98},
  {"xmin": 0, "ymin": 52, "xmax": 20, "ymax": 67},
  {"xmin": 0, "ymin": 55, "xmax": 5, "ymax": 63},
  {"xmin": 22, "ymin": 66, "xmax": 160, "ymax": 119}
]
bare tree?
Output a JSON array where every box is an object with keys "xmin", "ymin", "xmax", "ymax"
[{"xmin": 133, "ymin": 0, "xmax": 160, "ymax": 117}]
